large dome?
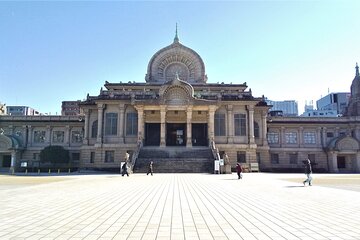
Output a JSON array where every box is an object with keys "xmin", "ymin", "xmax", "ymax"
[{"xmin": 145, "ymin": 36, "xmax": 206, "ymax": 84}]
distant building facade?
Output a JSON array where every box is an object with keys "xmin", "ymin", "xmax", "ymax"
[
  {"xmin": 1, "ymin": 33, "xmax": 360, "ymax": 174},
  {"xmin": 61, "ymin": 101, "xmax": 81, "ymax": 116},
  {"xmin": 300, "ymin": 109, "xmax": 338, "ymax": 117},
  {"xmin": 266, "ymin": 99, "xmax": 298, "ymax": 116},
  {"xmin": 316, "ymin": 92, "xmax": 350, "ymax": 115},
  {"xmin": 6, "ymin": 106, "xmax": 41, "ymax": 116}
]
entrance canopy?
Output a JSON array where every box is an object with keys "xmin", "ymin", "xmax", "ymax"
[{"xmin": 0, "ymin": 134, "xmax": 22, "ymax": 152}]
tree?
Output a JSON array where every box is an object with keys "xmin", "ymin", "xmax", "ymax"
[{"xmin": 40, "ymin": 145, "xmax": 70, "ymax": 166}]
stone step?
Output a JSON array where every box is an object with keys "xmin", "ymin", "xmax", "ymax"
[{"xmin": 134, "ymin": 147, "xmax": 215, "ymax": 173}]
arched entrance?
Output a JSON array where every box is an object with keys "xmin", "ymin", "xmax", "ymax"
[
  {"xmin": 0, "ymin": 134, "xmax": 22, "ymax": 172},
  {"xmin": 327, "ymin": 136, "xmax": 360, "ymax": 173}
]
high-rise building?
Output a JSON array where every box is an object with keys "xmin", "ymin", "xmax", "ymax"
[
  {"xmin": 6, "ymin": 106, "xmax": 41, "ymax": 116},
  {"xmin": 61, "ymin": 101, "xmax": 81, "ymax": 116},
  {"xmin": 266, "ymin": 99, "xmax": 298, "ymax": 116},
  {"xmin": 316, "ymin": 92, "xmax": 350, "ymax": 115}
]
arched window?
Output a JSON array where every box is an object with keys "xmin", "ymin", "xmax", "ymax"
[
  {"xmin": 254, "ymin": 121, "xmax": 260, "ymax": 138},
  {"xmin": 91, "ymin": 120, "xmax": 98, "ymax": 138}
]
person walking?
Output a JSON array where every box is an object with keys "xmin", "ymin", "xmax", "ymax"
[
  {"xmin": 122, "ymin": 162, "xmax": 129, "ymax": 177},
  {"xmin": 147, "ymin": 161, "xmax": 153, "ymax": 176},
  {"xmin": 236, "ymin": 162, "xmax": 243, "ymax": 179},
  {"xmin": 303, "ymin": 159, "xmax": 312, "ymax": 186}
]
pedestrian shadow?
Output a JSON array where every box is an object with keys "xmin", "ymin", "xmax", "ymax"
[
  {"xmin": 284, "ymin": 185, "xmax": 304, "ymax": 188},
  {"xmin": 223, "ymin": 178, "xmax": 243, "ymax": 180}
]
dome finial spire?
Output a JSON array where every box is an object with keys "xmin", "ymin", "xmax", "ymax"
[
  {"xmin": 356, "ymin": 62, "xmax": 359, "ymax": 77},
  {"xmin": 174, "ymin": 23, "xmax": 179, "ymax": 43}
]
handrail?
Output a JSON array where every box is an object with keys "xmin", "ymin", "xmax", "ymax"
[
  {"xmin": 130, "ymin": 140, "xmax": 143, "ymax": 172},
  {"xmin": 210, "ymin": 140, "xmax": 220, "ymax": 161}
]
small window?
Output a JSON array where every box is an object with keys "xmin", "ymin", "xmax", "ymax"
[
  {"xmin": 215, "ymin": 113, "xmax": 226, "ymax": 136},
  {"xmin": 126, "ymin": 112, "xmax": 138, "ymax": 136},
  {"xmin": 303, "ymin": 132, "xmax": 316, "ymax": 144},
  {"xmin": 271, "ymin": 153, "xmax": 279, "ymax": 164},
  {"xmin": 285, "ymin": 132, "xmax": 297, "ymax": 144},
  {"xmin": 91, "ymin": 120, "xmax": 98, "ymax": 138},
  {"xmin": 337, "ymin": 157, "xmax": 346, "ymax": 169},
  {"xmin": 53, "ymin": 131, "xmax": 65, "ymax": 143},
  {"xmin": 289, "ymin": 153, "xmax": 298, "ymax": 164},
  {"xmin": 327, "ymin": 132, "xmax": 334, "ymax": 138},
  {"xmin": 71, "ymin": 131, "xmax": 83, "ymax": 143},
  {"xmin": 267, "ymin": 132, "xmax": 279, "ymax": 144},
  {"xmin": 90, "ymin": 152, "xmax": 95, "ymax": 163},
  {"xmin": 256, "ymin": 152, "xmax": 261, "ymax": 164},
  {"xmin": 234, "ymin": 113, "xmax": 246, "ymax": 136},
  {"xmin": 254, "ymin": 121, "xmax": 260, "ymax": 138},
  {"xmin": 105, "ymin": 151, "xmax": 114, "ymax": 163},
  {"xmin": 237, "ymin": 151, "xmax": 246, "ymax": 163},
  {"xmin": 34, "ymin": 130, "xmax": 46, "ymax": 143}
]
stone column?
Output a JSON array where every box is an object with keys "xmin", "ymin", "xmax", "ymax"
[
  {"xmin": 299, "ymin": 127, "xmax": 303, "ymax": 148},
  {"xmin": 227, "ymin": 105, "xmax": 233, "ymax": 143},
  {"xmin": 9, "ymin": 151, "xmax": 16, "ymax": 174},
  {"xmin": 96, "ymin": 104, "xmax": 104, "ymax": 144},
  {"xmin": 261, "ymin": 111, "xmax": 268, "ymax": 146},
  {"xmin": 66, "ymin": 126, "xmax": 72, "ymax": 146},
  {"xmin": 27, "ymin": 125, "xmax": 32, "ymax": 147},
  {"xmin": 247, "ymin": 105, "xmax": 255, "ymax": 144},
  {"xmin": 280, "ymin": 127, "xmax": 285, "ymax": 148},
  {"xmin": 118, "ymin": 105, "xmax": 125, "ymax": 143},
  {"xmin": 208, "ymin": 106, "xmax": 216, "ymax": 143},
  {"xmin": 322, "ymin": 127, "xmax": 327, "ymax": 146},
  {"xmin": 8, "ymin": 125, "xmax": 14, "ymax": 135},
  {"xmin": 137, "ymin": 106, "xmax": 144, "ymax": 144},
  {"xmin": 46, "ymin": 125, "xmax": 52, "ymax": 145},
  {"xmin": 356, "ymin": 152, "xmax": 360, "ymax": 173},
  {"xmin": 160, "ymin": 106, "xmax": 166, "ymax": 147},
  {"xmin": 316, "ymin": 127, "xmax": 321, "ymax": 148},
  {"xmin": 83, "ymin": 109, "xmax": 90, "ymax": 145},
  {"xmin": 186, "ymin": 106, "xmax": 193, "ymax": 147},
  {"xmin": 331, "ymin": 152, "xmax": 339, "ymax": 173}
]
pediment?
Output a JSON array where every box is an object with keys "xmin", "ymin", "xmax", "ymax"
[
  {"xmin": 159, "ymin": 75, "xmax": 194, "ymax": 105},
  {"xmin": 328, "ymin": 136, "xmax": 360, "ymax": 152}
]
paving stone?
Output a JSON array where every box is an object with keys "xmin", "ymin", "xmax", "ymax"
[{"xmin": 0, "ymin": 173, "xmax": 360, "ymax": 240}]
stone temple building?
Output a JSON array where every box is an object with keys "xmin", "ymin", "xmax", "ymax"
[{"xmin": 1, "ymin": 32, "xmax": 360, "ymax": 173}]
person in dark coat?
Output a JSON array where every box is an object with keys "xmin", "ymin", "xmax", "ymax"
[
  {"xmin": 303, "ymin": 159, "xmax": 312, "ymax": 186},
  {"xmin": 122, "ymin": 162, "xmax": 129, "ymax": 177},
  {"xmin": 147, "ymin": 161, "xmax": 153, "ymax": 176},
  {"xmin": 236, "ymin": 162, "xmax": 243, "ymax": 179}
]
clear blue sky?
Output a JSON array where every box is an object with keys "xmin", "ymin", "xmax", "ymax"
[{"xmin": 1, "ymin": 1, "xmax": 360, "ymax": 115}]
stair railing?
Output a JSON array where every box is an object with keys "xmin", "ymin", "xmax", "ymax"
[
  {"xmin": 130, "ymin": 140, "xmax": 143, "ymax": 173},
  {"xmin": 210, "ymin": 139, "xmax": 220, "ymax": 161}
]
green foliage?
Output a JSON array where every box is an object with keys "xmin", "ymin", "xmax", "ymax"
[{"xmin": 40, "ymin": 145, "xmax": 70, "ymax": 165}]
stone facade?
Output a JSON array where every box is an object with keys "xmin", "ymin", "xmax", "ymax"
[{"xmin": 1, "ymin": 34, "xmax": 360, "ymax": 173}]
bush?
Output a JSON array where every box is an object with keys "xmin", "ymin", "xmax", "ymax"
[{"xmin": 40, "ymin": 145, "xmax": 70, "ymax": 165}]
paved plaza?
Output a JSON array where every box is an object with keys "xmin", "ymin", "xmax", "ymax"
[{"xmin": 0, "ymin": 173, "xmax": 360, "ymax": 240}]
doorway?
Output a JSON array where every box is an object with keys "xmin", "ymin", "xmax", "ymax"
[
  {"xmin": 2, "ymin": 155, "xmax": 11, "ymax": 168},
  {"xmin": 192, "ymin": 123, "xmax": 208, "ymax": 146},
  {"xmin": 166, "ymin": 123, "xmax": 186, "ymax": 146},
  {"xmin": 145, "ymin": 123, "xmax": 160, "ymax": 146}
]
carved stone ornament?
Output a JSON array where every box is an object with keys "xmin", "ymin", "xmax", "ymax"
[{"xmin": 336, "ymin": 137, "xmax": 360, "ymax": 151}]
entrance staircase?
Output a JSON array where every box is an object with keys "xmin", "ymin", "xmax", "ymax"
[{"xmin": 133, "ymin": 147, "xmax": 215, "ymax": 173}]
